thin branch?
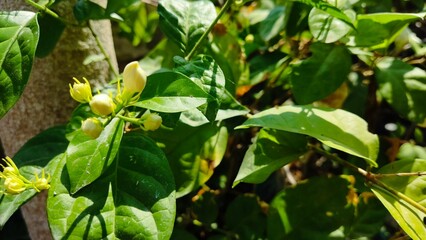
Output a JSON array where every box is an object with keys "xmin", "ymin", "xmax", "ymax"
[
  {"xmin": 87, "ymin": 22, "xmax": 120, "ymax": 79},
  {"xmin": 185, "ymin": 0, "xmax": 234, "ymax": 60},
  {"xmin": 309, "ymin": 144, "xmax": 426, "ymax": 215},
  {"xmin": 25, "ymin": 0, "xmax": 79, "ymax": 26},
  {"xmin": 375, "ymin": 172, "xmax": 426, "ymax": 178}
]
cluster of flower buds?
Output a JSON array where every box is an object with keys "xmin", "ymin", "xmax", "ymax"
[
  {"xmin": 69, "ymin": 61, "xmax": 161, "ymax": 138},
  {"xmin": 0, "ymin": 157, "xmax": 50, "ymax": 195}
]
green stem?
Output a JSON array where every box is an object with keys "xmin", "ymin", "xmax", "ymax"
[
  {"xmin": 310, "ymin": 145, "xmax": 426, "ymax": 215},
  {"xmin": 185, "ymin": 0, "xmax": 234, "ymax": 60},
  {"xmin": 375, "ymin": 172, "xmax": 426, "ymax": 178},
  {"xmin": 25, "ymin": 0, "xmax": 78, "ymax": 26},
  {"xmin": 87, "ymin": 22, "xmax": 120, "ymax": 79},
  {"xmin": 116, "ymin": 114, "xmax": 140, "ymax": 125}
]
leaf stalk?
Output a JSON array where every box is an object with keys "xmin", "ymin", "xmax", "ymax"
[{"xmin": 185, "ymin": 0, "xmax": 233, "ymax": 60}]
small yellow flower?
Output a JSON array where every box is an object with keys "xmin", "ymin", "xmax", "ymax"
[
  {"xmin": 90, "ymin": 93, "xmax": 116, "ymax": 116},
  {"xmin": 69, "ymin": 77, "xmax": 93, "ymax": 103},
  {"xmin": 0, "ymin": 156, "xmax": 20, "ymax": 178},
  {"xmin": 123, "ymin": 61, "xmax": 147, "ymax": 94},
  {"xmin": 4, "ymin": 176, "xmax": 26, "ymax": 195},
  {"xmin": 81, "ymin": 117, "xmax": 104, "ymax": 139},
  {"xmin": 143, "ymin": 113, "xmax": 162, "ymax": 131},
  {"xmin": 33, "ymin": 169, "xmax": 50, "ymax": 191}
]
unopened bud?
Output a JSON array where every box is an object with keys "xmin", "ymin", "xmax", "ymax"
[
  {"xmin": 69, "ymin": 77, "xmax": 92, "ymax": 103},
  {"xmin": 123, "ymin": 61, "xmax": 147, "ymax": 94},
  {"xmin": 81, "ymin": 117, "xmax": 104, "ymax": 139},
  {"xmin": 33, "ymin": 169, "xmax": 50, "ymax": 191},
  {"xmin": 143, "ymin": 113, "xmax": 162, "ymax": 131},
  {"xmin": 90, "ymin": 93, "xmax": 116, "ymax": 116}
]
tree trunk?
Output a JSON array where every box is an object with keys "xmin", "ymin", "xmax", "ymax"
[{"xmin": 0, "ymin": 0, "xmax": 117, "ymax": 239}]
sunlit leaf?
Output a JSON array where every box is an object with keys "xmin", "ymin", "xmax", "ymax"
[
  {"xmin": 371, "ymin": 159, "xmax": 426, "ymax": 240},
  {"xmin": 0, "ymin": 11, "xmax": 39, "ymax": 119},
  {"xmin": 66, "ymin": 117, "xmax": 124, "ymax": 194},
  {"xmin": 233, "ymin": 129, "xmax": 307, "ymax": 186},
  {"xmin": 48, "ymin": 132, "xmax": 176, "ymax": 239},
  {"xmin": 158, "ymin": 0, "xmax": 217, "ymax": 54},
  {"xmin": 237, "ymin": 105, "xmax": 379, "ymax": 167}
]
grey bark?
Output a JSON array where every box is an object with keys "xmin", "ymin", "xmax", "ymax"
[{"xmin": 0, "ymin": 0, "xmax": 117, "ymax": 239}]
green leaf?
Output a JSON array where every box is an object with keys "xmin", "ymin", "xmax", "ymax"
[
  {"xmin": 233, "ymin": 129, "xmax": 307, "ymax": 186},
  {"xmin": 267, "ymin": 176, "xmax": 354, "ymax": 240},
  {"xmin": 35, "ymin": 13, "xmax": 65, "ymax": 57},
  {"xmin": 0, "ymin": 11, "xmax": 39, "ymax": 119},
  {"xmin": 66, "ymin": 117, "xmax": 124, "ymax": 194},
  {"xmin": 73, "ymin": 0, "xmax": 108, "ymax": 22},
  {"xmin": 134, "ymin": 71, "xmax": 209, "ymax": 113},
  {"xmin": 48, "ymin": 132, "xmax": 176, "ymax": 239},
  {"xmin": 174, "ymin": 55, "xmax": 226, "ymax": 121},
  {"xmin": 139, "ymin": 39, "xmax": 181, "ymax": 75},
  {"xmin": 259, "ymin": 6, "xmax": 287, "ymax": 42},
  {"xmin": 106, "ymin": 0, "xmax": 139, "ymax": 14},
  {"xmin": 158, "ymin": 0, "xmax": 217, "ymax": 54},
  {"xmin": 173, "ymin": 55, "xmax": 248, "ymax": 126},
  {"xmin": 376, "ymin": 57, "xmax": 426, "ymax": 124},
  {"xmin": 225, "ymin": 195, "xmax": 267, "ymax": 239},
  {"xmin": 350, "ymin": 12, "xmax": 426, "ymax": 49},
  {"xmin": 0, "ymin": 126, "xmax": 67, "ymax": 228},
  {"xmin": 370, "ymin": 159, "xmax": 426, "ymax": 240},
  {"xmin": 309, "ymin": 8, "xmax": 355, "ymax": 43},
  {"xmin": 148, "ymin": 123, "xmax": 228, "ymax": 197},
  {"xmin": 290, "ymin": 42, "xmax": 352, "ymax": 104},
  {"xmin": 237, "ymin": 105, "xmax": 379, "ymax": 167},
  {"xmin": 117, "ymin": 2, "xmax": 159, "ymax": 46},
  {"xmin": 292, "ymin": 0, "xmax": 355, "ymax": 29}
]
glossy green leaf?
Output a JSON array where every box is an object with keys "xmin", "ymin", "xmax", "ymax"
[
  {"xmin": 174, "ymin": 55, "xmax": 248, "ymax": 125},
  {"xmin": 237, "ymin": 105, "xmax": 379, "ymax": 167},
  {"xmin": 233, "ymin": 129, "xmax": 307, "ymax": 186},
  {"xmin": 66, "ymin": 117, "xmax": 124, "ymax": 194},
  {"xmin": 35, "ymin": 13, "xmax": 65, "ymax": 57},
  {"xmin": 292, "ymin": 0, "xmax": 355, "ymax": 29},
  {"xmin": 0, "ymin": 126, "xmax": 67, "ymax": 228},
  {"xmin": 134, "ymin": 71, "xmax": 209, "ymax": 113},
  {"xmin": 267, "ymin": 176, "xmax": 354, "ymax": 240},
  {"xmin": 73, "ymin": 0, "xmax": 108, "ymax": 22},
  {"xmin": 117, "ymin": 2, "xmax": 159, "ymax": 46},
  {"xmin": 158, "ymin": 0, "xmax": 217, "ymax": 54},
  {"xmin": 259, "ymin": 6, "xmax": 287, "ymax": 42},
  {"xmin": 149, "ymin": 123, "xmax": 228, "ymax": 197},
  {"xmin": 376, "ymin": 57, "xmax": 426, "ymax": 124},
  {"xmin": 0, "ymin": 11, "xmax": 39, "ymax": 119},
  {"xmin": 309, "ymin": 8, "xmax": 355, "ymax": 43},
  {"xmin": 350, "ymin": 12, "xmax": 426, "ymax": 49},
  {"xmin": 290, "ymin": 42, "xmax": 352, "ymax": 104},
  {"xmin": 48, "ymin": 132, "xmax": 176, "ymax": 239},
  {"xmin": 174, "ymin": 55, "xmax": 226, "ymax": 121},
  {"xmin": 371, "ymin": 159, "xmax": 426, "ymax": 240}
]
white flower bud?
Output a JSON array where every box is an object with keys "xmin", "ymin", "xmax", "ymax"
[
  {"xmin": 143, "ymin": 113, "xmax": 162, "ymax": 131},
  {"xmin": 81, "ymin": 117, "xmax": 104, "ymax": 139},
  {"xmin": 89, "ymin": 93, "xmax": 115, "ymax": 116},
  {"xmin": 123, "ymin": 61, "xmax": 147, "ymax": 94}
]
